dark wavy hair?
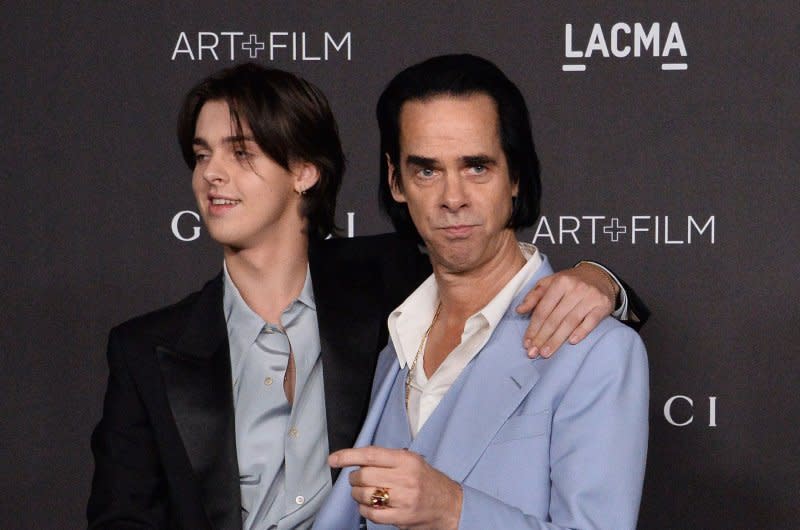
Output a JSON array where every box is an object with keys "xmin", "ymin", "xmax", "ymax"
[
  {"xmin": 177, "ymin": 63, "xmax": 344, "ymax": 239},
  {"xmin": 376, "ymin": 54, "xmax": 541, "ymax": 239}
]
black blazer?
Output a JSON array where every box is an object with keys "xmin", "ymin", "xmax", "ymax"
[
  {"xmin": 87, "ymin": 234, "xmax": 647, "ymax": 529},
  {"xmin": 87, "ymin": 234, "xmax": 428, "ymax": 529}
]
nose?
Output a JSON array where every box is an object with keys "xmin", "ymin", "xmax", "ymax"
[
  {"xmin": 201, "ymin": 153, "xmax": 229, "ymax": 184},
  {"xmin": 441, "ymin": 172, "xmax": 468, "ymax": 211}
]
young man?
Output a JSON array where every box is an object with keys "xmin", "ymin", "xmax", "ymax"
[
  {"xmin": 319, "ymin": 55, "xmax": 648, "ymax": 529},
  {"xmin": 88, "ymin": 63, "xmax": 645, "ymax": 529}
]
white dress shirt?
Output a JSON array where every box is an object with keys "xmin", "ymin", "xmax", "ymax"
[{"xmin": 388, "ymin": 243, "xmax": 543, "ymax": 436}]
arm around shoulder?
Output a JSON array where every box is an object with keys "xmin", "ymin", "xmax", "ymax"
[{"xmin": 581, "ymin": 261, "xmax": 650, "ymax": 330}]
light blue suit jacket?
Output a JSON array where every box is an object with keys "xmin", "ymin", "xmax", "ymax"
[{"xmin": 314, "ymin": 260, "xmax": 649, "ymax": 529}]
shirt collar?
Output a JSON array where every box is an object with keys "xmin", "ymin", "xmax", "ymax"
[
  {"xmin": 222, "ymin": 262, "xmax": 316, "ymax": 377},
  {"xmin": 388, "ymin": 242, "xmax": 542, "ymax": 368},
  {"xmin": 223, "ymin": 262, "xmax": 316, "ymax": 323},
  {"xmin": 480, "ymin": 242, "xmax": 541, "ymax": 330},
  {"xmin": 223, "ymin": 262, "xmax": 266, "ymax": 349},
  {"xmin": 388, "ymin": 274, "xmax": 440, "ymax": 369}
]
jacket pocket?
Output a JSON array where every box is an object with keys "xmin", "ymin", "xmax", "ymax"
[{"xmin": 490, "ymin": 409, "xmax": 551, "ymax": 445}]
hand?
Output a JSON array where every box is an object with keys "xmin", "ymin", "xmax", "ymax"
[
  {"xmin": 329, "ymin": 446, "xmax": 463, "ymax": 529},
  {"xmin": 516, "ymin": 262, "xmax": 618, "ymax": 358}
]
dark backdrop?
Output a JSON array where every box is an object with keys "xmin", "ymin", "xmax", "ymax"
[{"xmin": 2, "ymin": 2, "xmax": 798, "ymax": 528}]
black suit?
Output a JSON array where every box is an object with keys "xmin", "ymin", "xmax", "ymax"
[{"xmin": 87, "ymin": 234, "xmax": 646, "ymax": 529}]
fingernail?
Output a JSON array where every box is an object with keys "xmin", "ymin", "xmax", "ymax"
[
  {"xmin": 569, "ymin": 334, "xmax": 578, "ymax": 344},
  {"xmin": 524, "ymin": 338, "xmax": 532, "ymax": 349},
  {"xmin": 541, "ymin": 346, "xmax": 551, "ymax": 357},
  {"xmin": 528, "ymin": 346, "xmax": 539, "ymax": 358},
  {"xmin": 328, "ymin": 454, "xmax": 338, "ymax": 466}
]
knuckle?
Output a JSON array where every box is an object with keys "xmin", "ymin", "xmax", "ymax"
[
  {"xmin": 409, "ymin": 486, "xmax": 424, "ymax": 506},
  {"xmin": 539, "ymin": 321, "xmax": 556, "ymax": 336},
  {"xmin": 530, "ymin": 306, "xmax": 546, "ymax": 320},
  {"xmin": 594, "ymin": 305, "xmax": 610, "ymax": 316},
  {"xmin": 597, "ymin": 298, "xmax": 612, "ymax": 310},
  {"xmin": 547, "ymin": 332, "xmax": 564, "ymax": 346},
  {"xmin": 587, "ymin": 287, "xmax": 605, "ymax": 301},
  {"xmin": 581, "ymin": 317, "xmax": 601, "ymax": 331}
]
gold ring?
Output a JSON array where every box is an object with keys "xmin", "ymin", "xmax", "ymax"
[{"xmin": 370, "ymin": 487, "xmax": 390, "ymax": 508}]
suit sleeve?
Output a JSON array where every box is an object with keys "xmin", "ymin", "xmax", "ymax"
[
  {"xmin": 87, "ymin": 328, "xmax": 168, "ymax": 529},
  {"xmin": 458, "ymin": 326, "xmax": 649, "ymax": 529},
  {"xmin": 575, "ymin": 261, "xmax": 650, "ymax": 330},
  {"xmin": 617, "ymin": 277, "xmax": 650, "ymax": 331}
]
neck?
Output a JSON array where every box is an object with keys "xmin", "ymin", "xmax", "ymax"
[
  {"xmin": 420, "ymin": 231, "xmax": 525, "ymax": 378},
  {"xmin": 433, "ymin": 231, "xmax": 526, "ymax": 323},
  {"xmin": 224, "ymin": 225, "xmax": 309, "ymax": 324}
]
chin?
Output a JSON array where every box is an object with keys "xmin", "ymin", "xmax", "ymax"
[
  {"xmin": 434, "ymin": 248, "xmax": 482, "ymax": 274},
  {"xmin": 204, "ymin": 225, "xmax": 241, "ymax": 247}
]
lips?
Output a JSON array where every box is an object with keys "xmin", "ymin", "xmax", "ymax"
[
  {"xmin": 211, "ymin": 198, "xmax": 240, "ymax": 205},
  {"xmin": 207, "ymin": 194, "xmax": 241, "ymax": 215},
  {"xmin": 441, "ymin": 224, "xmax": 477, "ymax": 238}
]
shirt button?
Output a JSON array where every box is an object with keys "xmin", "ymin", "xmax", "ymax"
[
  {"xmin": 264, "ymin": 377, "xmax": 273, "ymax": 386},
  {"xmin": 295, "ymin": 495, "xmax": 305, "ymax": 505},
  {"xmin": 289, "ymin": 427, "xmax": 299, "ymax": 438}
]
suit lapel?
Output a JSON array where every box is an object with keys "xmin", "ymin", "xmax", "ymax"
[
  {"xmin": 314, "ymin": 349, "xmax": 400, "ymax": 529},
  {"xmin": 420, "ymin": 319, "xmax": 540, "ymax": 483},
  {"xmin": 421, "ymin": 260, "xmax": 555, "ymax": 483},
  {"xmin": 156, "ymin": 275, "xmax": 241, "ymax": 530},
  {"xmin": 355, "ymin": 346, "xmax": 401, "ymax": 449},
  {"xmin": 310, "ymin": 242, "xmax": 386, "ymax": 459}
]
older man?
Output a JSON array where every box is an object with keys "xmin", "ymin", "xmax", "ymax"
[{"xmin": 317, "ymin": 55, "xmax": 649, "ymax": 529}]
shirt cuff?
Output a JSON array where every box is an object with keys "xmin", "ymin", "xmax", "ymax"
[{"xmin": 575, "ymin": 261, "xmax": 629, "ymax": 321}]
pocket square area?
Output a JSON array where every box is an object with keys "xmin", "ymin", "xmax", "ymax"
[{"xmin": 490, "ymin": 409, "xmax": 551, "ymax": 445}]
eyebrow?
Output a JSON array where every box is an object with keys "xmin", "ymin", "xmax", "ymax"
[
  {"xmin": 405, "ymin": 155, "xmax": 437, "ymax": 167},
  {"xmin": 404, "ymin": 154, "xmax": 497, "ymax": 167},
  {"xmin": 192, "ymin": 135, "xmax": 257, "ymax": 148},
  {"xmin": 462, "ymin": 155, "xmax": 496, "ymax": 166}
]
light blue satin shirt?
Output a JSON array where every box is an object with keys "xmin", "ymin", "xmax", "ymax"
[{"xmin": 223, "ymin": 264, "xmax": 331, "ymax": 530}]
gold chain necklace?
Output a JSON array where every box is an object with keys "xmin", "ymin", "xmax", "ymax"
[{"xmin": 405, "ymin": 302, "xmax": 442, "ymax": 410}]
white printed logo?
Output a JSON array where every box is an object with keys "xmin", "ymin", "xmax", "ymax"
[
  {"xmin": 563, "ymin": 22, "xmax": 687, "ymax": 72},
  {"xmin": 171, "ymin": 31, "xmax": 352, "ymax": 62},
  {"xmin": 664, "ymin": 395, "xmax": 718, "ymax": 427},
  {"xmin": 532, "ymin": 215, "xmax": 714, "ymax": 245},
  {"xmin": 171, "ymin": 211, "xmax": 356, "ymax": 241}
]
